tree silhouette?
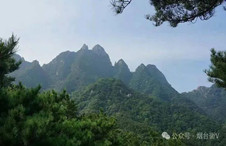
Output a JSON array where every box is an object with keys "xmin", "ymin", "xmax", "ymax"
[
  {"xmin": 205, "ymin": 49, "xmax": 226, "ymax": 89},
  {"xmin": 0, "ymin": 35, "xmax": 21, "ymax": 88},
  {"xmin": 111, "ymin": 0, "xmax": 226, "ymax": 27}
]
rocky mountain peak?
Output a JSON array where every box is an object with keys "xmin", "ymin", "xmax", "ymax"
[
  {"xmin": 92, "ymin": 44, "xmax": 107, "ymax": 56},
  {"xmin": 32, "ymin": 60, "xmax": 40, "ymax": 66},
  {"xmin": 136, "ymin": 63, "xmax": 146, "ymax": 71},
  {"xmin": 146, "ymin": 64, "xmax": 157, "ymax": 70},
  {"xmin": 81, "ymin": 44, "xmax": 89, "ymax": 50},
  {"xmin": 117, "ymin": 59, "xmax": 126, "ymax": 65}
]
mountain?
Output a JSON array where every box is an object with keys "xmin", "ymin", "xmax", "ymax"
[
  {"xmin": 72, "ymin": 78, "xmax": 220, "ymax": 136},
  {"xmin": 11, "ymin": 44, "xmax": 177, "ymax": 100},
  {"xmin": 59, "ymin": 44, "xmax": 114, "ymax": 92},
  {"xmin": 42, "ymin": 51, "xmax": 76, "ymax": 82},
  {"xmin": 11, "ymin": 55, "xmax": 50, "ymax": 89},
  {"xmin": 9, "ymin": 45, "xmax": 226, "ymax": 145},
  {"xmin": 182, "ymin": 85, "xmax": 226, "ymax": 123},
  {"xmin": 114, "ymin": 59, "xmax": 132, "ymax": 84},
  {"xmin": 129, "ymin": 64, "xmax": 178, "ymax": 101}
]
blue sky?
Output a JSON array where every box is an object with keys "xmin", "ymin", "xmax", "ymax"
[{"xmin": 0, "ymin": 0, "xmax": 225, "ymax": 92}]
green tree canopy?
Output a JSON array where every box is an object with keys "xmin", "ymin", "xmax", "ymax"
[
  {"xmin": 205, "ymin": 49, "xmax": 226, "ymax": 88},
  {"xmin": 0, "ymin": 84, "xmax": 128, "ymax": 146},
  {"xmin": 0, "ymin": 35, "xmax": 21, "ymax": 88},
  {"xmin": 111, "ymin": 0, "xmax": 226, "ymax": 27}
]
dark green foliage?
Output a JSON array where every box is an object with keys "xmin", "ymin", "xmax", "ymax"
[
  {"xmin": 111, "ymin": 0, "xmax": 226, "ymax": 27},
  {"xmin": 0, "ymin": 35, "xmax": 21, "ymax": 88},
  {"xmin": 205, "ymin": 49, "xmax": 226, "ymax": 88},
  {"xmin": 0, "ymin": 83, "xmax": 182, "ymax": 146},
  {"xmin": 0, "ymin": 85, "xmax": 134, "ymax": 146},
  {"xmin": 182, "ymin": 85, "xmax": 226, "ymax": 123}
]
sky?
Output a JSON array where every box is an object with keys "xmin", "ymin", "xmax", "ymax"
[{"xmin": 0, "ymin": 0, "xmax": 225, "ymax": 93}]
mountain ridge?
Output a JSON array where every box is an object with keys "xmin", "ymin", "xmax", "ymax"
[
  {"xmin": 72, "ymin": 78, "xmax": 220, "ymax": 135},
  {"xmin": 12, "ymin": 44, "xmax": 178, "ymax": 100},
  {"xmin": 182, "ymin": 85, "xmax": 226, "ymax": 123}
]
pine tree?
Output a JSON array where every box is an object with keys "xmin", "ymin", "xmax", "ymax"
[
  {"xmin": 0, "ymin": 35, "xmax": 21, "ymax": 88},
  {"xmin": 205, "ymin": 48, "xmax": 226, "ymax": 88},
  {"xmin": 111, "ymin": 0, "xmax": 226, "ymax": 27}
]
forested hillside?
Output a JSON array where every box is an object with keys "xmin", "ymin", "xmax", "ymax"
[
  {"xmin": 182, "ymin": 85, "xmax": 226, "ymax": 123},
  {"xmin": 71, "ymin": 78, "xmax": 225, "ymax": 145},
  {"xmin": 8, "ymin": 44, "xmax": 226, "ymax": 145}
]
